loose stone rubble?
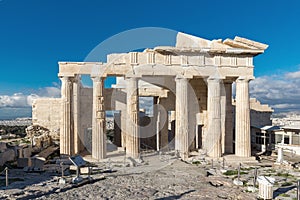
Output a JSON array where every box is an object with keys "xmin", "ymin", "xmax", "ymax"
[
  {"xmin": 25, "ymin": 125, "xmax": 59, "ymax": 150},
  {"xmin": 0, "ymin": 150, "xmax": 300, "ymax": 199}
]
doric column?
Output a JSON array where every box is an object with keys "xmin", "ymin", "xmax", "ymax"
[
  {"xmin": 121, "ymin": 110, "xmax": 127, "ymax": 148},
  {"xmin": 159, "ymin": 98, "xmax": 169, "ymax": 150},
  {"xmin": 169, "ymin": 110, "xmax": 176, "ymax": 130},
  {"xmin": 169, "ymin": 110, "xmax": 176, "ymax": 143},
  {"xmin": 126, "ymin": 77, "xmax": 140, "ymax": 159},
  {"xmin": 221, "ymin": 83, "xmax": 226, "ymax": 154},
  {"xmin": 153, "ymin": 97, "xmax": 169, "ymax": 151},
  {"xmin": 207, "ymin": 77, "xmax": 222, "ymax": 158},
  {"xmin": 113, "ymin": 112, "xmax": 122, "ymax": 147},
  {"xmin": 289, "ymin": 133, "xmax": 292, "ymax": 145},
  {"xmin": 92, "ymin": 76, "xmax": 106, "ymax": 160},
  {"xmin": 60, "ymin": 76, "xmax": 74, "ymax": 155},
  {"xmin": 73, "ymin": 75, "xmax": 81, "ymax": 154},
  {"xmin": 235, "ymin": 77, "xmax": 251, "ymax": 157},
  {"xmin": 153, "ymin": 97, "xmax": 160, "ymax": 151},
  {"xmin": 175, "ymin": 76, "xmax": 189, "ymax": 160},
  {"xmin": 224, "ymin": 82, "xmax": 233, "ymax": 154}
]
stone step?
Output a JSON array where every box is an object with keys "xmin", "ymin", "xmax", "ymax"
[{"xmin": 223, "ymin": 155, "xmax": 258, "ymax": 165}]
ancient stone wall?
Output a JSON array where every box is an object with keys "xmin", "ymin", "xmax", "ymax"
[
  {"xmin": 249, "ymin": 98, "xmax": 273, "ymax": 127},
  {"xmin": 32, "ymin": 98, "xmax": 61, "ymax": 133}
]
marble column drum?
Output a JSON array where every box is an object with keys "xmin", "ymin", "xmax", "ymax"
[
  {"xmin": 224, "ymin": 82, "xmax": 233, "ymax": 154},
  {"xmin": 60, "ymin": 76, "xmax": 74, "ymax": 155},
  {"xmin": 221, "ymin": 82, "xmax": 226, "ymax": 154},
  {"xmin": 126, "ymin": 77, "xmax": 140, "ymax": 159},
  {"xmin": 235, "ymin": 77, "xmax": 251, "ymax": 157},
  {"xmin": 92, "ymin": 76, "xmax": 106, "ymax": 160},
  {"xmin": 159, "ymin": 98, "xmax": 170, "ymax": 150},
  {"xmin": 207, "ymin": 77, "xmax": 222, "ymax": 158},
  {"xmin": 175, "ymin": 77, "xmax": 189, "ymax": 160},
  {"xmin": 73, "ymin": 75, "xmax": 81, "ymax": 154}
]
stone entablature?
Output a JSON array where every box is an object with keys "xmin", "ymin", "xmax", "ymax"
[{"xmin": 58, "ymin": 33, "xmax": 267, "ymax": 79}]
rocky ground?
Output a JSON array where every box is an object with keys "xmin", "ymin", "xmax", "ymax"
[{"xmin": 1, "ymin": 151, "xmax": 300, "ymax": 200}]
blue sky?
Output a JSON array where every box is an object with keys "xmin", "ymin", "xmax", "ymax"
[{"xmin": 0, "ymin": 0, "xmax": 300, "ymax": 118}]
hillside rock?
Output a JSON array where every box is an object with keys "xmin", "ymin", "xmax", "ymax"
[
  {"xmin": 0, "ymin": 148, "xmax": 16, "ymax": 166},
  {"xmin": 25, "ymin": 125, "xmax": 56, "ymax": 150},
  {"xmin": 0, "ymin": 142, "xmax": 7, "ymax": 153}
]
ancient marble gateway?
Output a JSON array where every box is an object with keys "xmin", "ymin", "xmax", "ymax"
[{"xmin": 32, "ymin": 32, "xmax": 268, "ymax": 161}]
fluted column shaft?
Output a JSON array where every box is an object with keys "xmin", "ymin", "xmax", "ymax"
[
  {"xmin": 207, "ymin": 78, "xmax": 221, "ymax": 158},
  {"xmin": 159, "ymin": 98, "xmax": 169, "ymax": 149},
  {"xmin": 73, "ymin": 75, "xmax": 81, "ymax": 154},
  {"xmin": 60, "ymin": 76, "xmax": 74, "ymax": 155},
  {"xmin": 126, "ymin": 77, "xmax": 140, "ymax": 159},
  {"xmin": 221, "ymin": 83, "xmax": 226, "ymax": 154},
  {"xmin": 154, "ymin": 97, "xmax": 160, "ymax": 151},
  {"xmin": 92, "ymin": 76, "xmax": 106, "ymax": 160},
  {"xmin": 121, "ymin": 110, "xmax": 127, "ymax": 148},
  {"xmin": 224, "ymin": 82, "xmax": 233, "ymax": 154},
  {"xmin": 235, "ymin": 77, "xmax": 251, "ymax": 157},
  {"xmin": 175, "ymin": 77, "xmax": 189, "ymax": 160}
]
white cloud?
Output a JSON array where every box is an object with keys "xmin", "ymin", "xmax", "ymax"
[
  {"xmin": 0, "ymin": 87, "xmax": 60, "ymax": 108},
  {"xmin": 272, "ymin": 104, "xmax": 299, "ymax": 109},
  {"xmin": 139, "ymin": 96, "xmax": 153, "ymax": 115},
  {"xmin": 285, "ymin": 71, "xmax": 300, "ymax": 79},
  {"xmin": 250, "ymin": 71, "xmax": 300, "ymax": 113},
  {"xmin": 37, "ymin": 86, "xmax": 61, "ymax": 97},
  {"xmin": 0, "ymin": 93, "xmax": 27, "ymax": 108},
  {"xmin": 27, "ymin": 94, "xmax": 40, "ymax": 106}
]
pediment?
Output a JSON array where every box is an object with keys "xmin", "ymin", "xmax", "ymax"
[
  {"xmin": 176, "ymin": 32, "xmax": 231, "ymax": 50},
  {"xmin": 155, "ymin": 32, "xmax": 268, "ymax": 55}
]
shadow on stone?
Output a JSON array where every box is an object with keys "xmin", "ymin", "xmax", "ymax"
[
  {"xmin": 273, "ymin": 185, "xmax": 296, "ymax": 198},
  {"xmin": 154, "ymin": 189, "xmax": 196, "ymax": 200}
]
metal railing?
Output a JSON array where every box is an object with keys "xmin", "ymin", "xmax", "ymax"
[
  {"xmin": 274, "ymin": 146, "xmax": 296, "ymax": 157},
  {"xmin": 0, "ymin": 167, "xmax": 8, "ymax": 187}
]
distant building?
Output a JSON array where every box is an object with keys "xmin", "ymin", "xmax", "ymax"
[
  {"xmin": 256, "ymin": 113, "xmax": 300, "ymax": 155},
  {"xmin": 274, "ymin": 126, "xmax": 300, "ymax": 155},
  {"xmin": 250, "ymin": 123, "xmax": 300, "ymax": 155},
  {"xmin": 272, "ymin": 113, "xmax": 300, "ymax": 127}
]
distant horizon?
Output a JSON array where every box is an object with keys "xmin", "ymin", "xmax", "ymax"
[{"xmin": 1, "ymin": 107, "xmax": 300, "ymax": 121}]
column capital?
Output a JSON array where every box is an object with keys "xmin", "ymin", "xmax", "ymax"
[
  {"xmin": 59, "ymin": 76, "xmax": 73, "ymax": 81},
  {"xmin": 175, "ymin": 76, "xmax": 189, "ymax": 82},
  {"xmin": 73, "ymin": 74, "xmax": 81, "ymax": 83},
  {"xmin": 91, "ymin": 76, "xmax": 105, "ymax": 82},
  {"xmin": 223, "ymin": 78, "xmax": 234, "ymax": 84},
  {"xmin": 207, "ymin": 77, "xmax": 221, "ymax": 82},
  {"xmin": 125, "ymin": 76, "xmax": 140, "ymax": 81},
  {"xmin": 58, "ymin": 72, "xmax": 76, "ymax": 78},
  {"xmin": 236, "ymin": 76, "xmax": 254, "ymax": 82},
  {"xmin": 124, "ymin": 74, "xmax": 142, "ymax": 79}
]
